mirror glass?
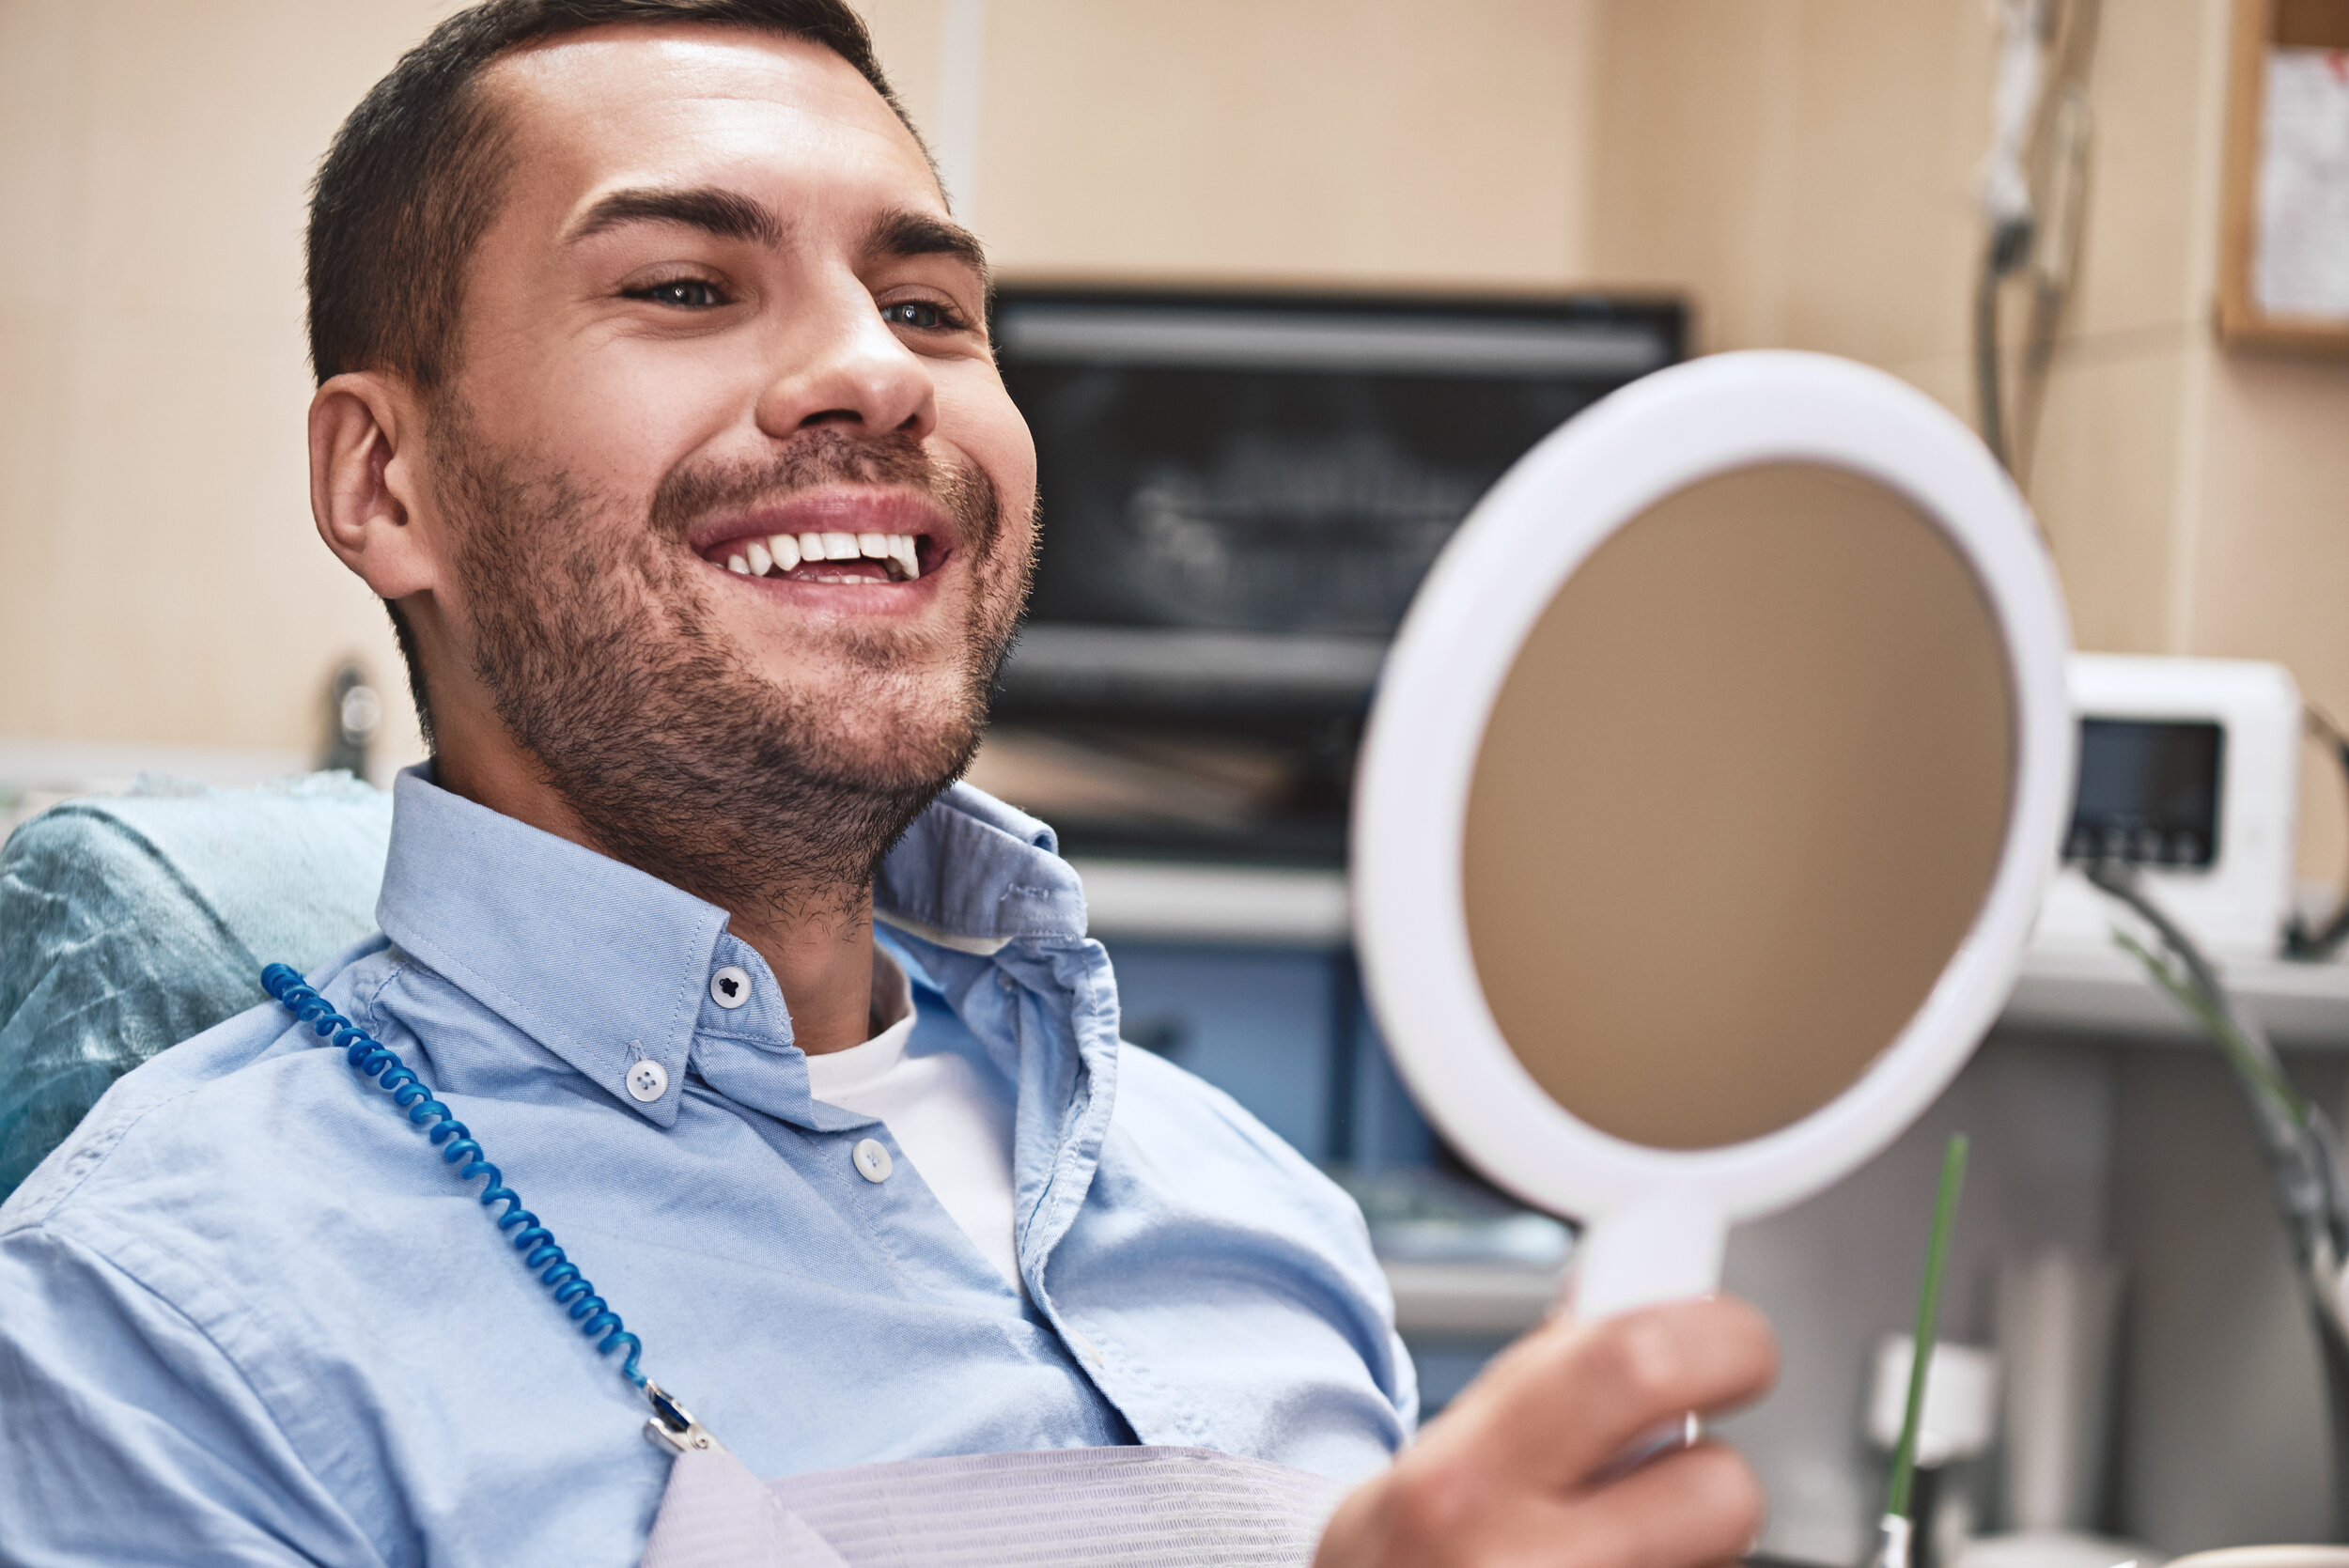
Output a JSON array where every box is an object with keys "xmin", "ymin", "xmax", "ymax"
[{"xmin": 1462, "ymin": 461, "xmax": 2015, "ymax": 1151}]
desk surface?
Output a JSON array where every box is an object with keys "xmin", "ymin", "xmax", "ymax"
[{"xmin": 1379, "ymin": 1259, "xmax": 1560, "ymax": 1337}]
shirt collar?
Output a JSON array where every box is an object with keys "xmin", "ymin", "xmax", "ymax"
[
  {"xmin": 374, "ymin": 769, "xmax": 1094, "ymax": 1129},
  {"xmin": 873, "ymin": 782, "xmax": 1088, "ymax": 951},
  {"xmin": 375, "ymin": 768, "xmax": 732, "ymax": 1127}
]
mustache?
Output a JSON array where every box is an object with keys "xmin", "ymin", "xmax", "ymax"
[{"xmin": 647, "ymin": 429, "xmax": 996, "ymax": 548}]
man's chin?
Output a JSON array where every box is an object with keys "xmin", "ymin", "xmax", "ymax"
[
  {"xmin": 800, "ymin": 740, "xmax": 978, "ymax": 802},
  {"xmin": 756, "ymin": 691, "xmax": 986, "ymax": 801}
]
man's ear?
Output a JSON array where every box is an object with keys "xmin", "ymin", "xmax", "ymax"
[{"xmin": 309, "ymin": 373, "xmax": 437, "ymax": 600}]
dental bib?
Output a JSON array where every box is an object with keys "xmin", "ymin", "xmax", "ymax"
[{"xmin": 639, "ymin": 1443, "xmax": 1346, "ymax": 1568}]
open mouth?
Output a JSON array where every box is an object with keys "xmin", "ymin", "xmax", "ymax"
[{"xmin": 704, "ymin": 529, "xmax": 929, "ymax": 584}]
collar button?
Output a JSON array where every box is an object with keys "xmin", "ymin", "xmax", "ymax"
[
  {"xmin": 626, "ymin": 1060, "xmax": 670, "ymax": 1102},
  {"xmin": 709, "ymin": 965, "xmax": 753, "ymax": 1009}
]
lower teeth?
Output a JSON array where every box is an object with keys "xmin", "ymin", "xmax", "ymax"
[{"xmin": 729, "ymin": 552, "xmax": 918, "ymax": 582}]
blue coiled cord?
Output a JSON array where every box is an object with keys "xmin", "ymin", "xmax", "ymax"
[{"xmin": 260, "ymin": 963, "xmax": 647, "ymax": 1389}]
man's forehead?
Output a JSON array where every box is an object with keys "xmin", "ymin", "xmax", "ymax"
[{"xmin": 483, "ymin": 23, "xmax": 945, "ymax": 223}]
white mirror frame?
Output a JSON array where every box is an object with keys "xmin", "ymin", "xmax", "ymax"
[{"xmin": 1352, "ymin": 350, "xmax": 2075, "ymax": 1317}]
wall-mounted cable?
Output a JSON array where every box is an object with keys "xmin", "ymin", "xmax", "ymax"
[
  {"xmin": 1975, "ymin": 0, "xmax": 2102, "ymax": 486},
  {"xmin": 2286, "ymin": 704, "xmax": 2349, "ymax": 961}
]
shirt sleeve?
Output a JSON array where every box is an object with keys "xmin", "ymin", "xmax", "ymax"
[{"xmin": 0, "ymin": 1225, "xmax": 385, "ymax": 1567}]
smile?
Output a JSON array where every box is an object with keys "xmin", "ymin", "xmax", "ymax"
[{"xmin": 706, "ymin": 530, "xmax": 926, "ymax": 584}]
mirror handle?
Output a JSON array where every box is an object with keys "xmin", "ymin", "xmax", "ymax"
[{"xmin": 1566, "ymin": 1183, "xmax": 1728, "ymax": 1320}]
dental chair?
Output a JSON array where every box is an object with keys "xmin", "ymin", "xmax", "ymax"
[{"xmin": 0, "ymin": 772, "xmax": 392, "ymax": 1198}]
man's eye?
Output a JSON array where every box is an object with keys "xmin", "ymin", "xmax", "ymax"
[
  {"xmin": 880, "ymin": 300, "xmax": 957, "ymax": 331},
  {"xmin": 635, "ymin": 279, "xmax": 724, "ymax": 309}
]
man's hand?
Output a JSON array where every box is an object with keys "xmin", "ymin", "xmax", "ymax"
[{"xmin": 1316, "ymin": 1296, "xmax": 1778, "ymax": 1568}]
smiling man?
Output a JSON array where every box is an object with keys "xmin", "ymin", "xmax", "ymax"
[{"xmin": 0, "ymin": 3, "xmax": 1773, "ymax": 1564}]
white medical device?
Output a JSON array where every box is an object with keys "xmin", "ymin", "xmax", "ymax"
[
  {"xmin": 1351, "ymin": 350, "xmax": 2075, "ymax": 1318},
  {"xmin": 2036, "ymin": 653, "xmax": 2302, "ymax": 957}
]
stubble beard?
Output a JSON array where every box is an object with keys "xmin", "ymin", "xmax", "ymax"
[{"xmin": 435, "ymin": 401, "xmax": 1034, "ymax": 924}]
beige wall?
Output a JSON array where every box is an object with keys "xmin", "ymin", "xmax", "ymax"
[
  {"xmin": 1590, "ymin": 0, "xmax": 2349, "ymax": 877},
  {"xmin": 0, "ymin": 2, "xmax": 454, "ymax": 773},
  {"xmin": 972, "ymin": 0, "xmax": 1595, "ymax": 287},
  {"xmin": 2, "ymin": 0, "xmax": 2343, "ymax": 861}
]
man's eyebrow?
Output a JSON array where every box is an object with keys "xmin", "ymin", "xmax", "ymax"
[
  {"xmin": 565, "ymin": 187, "xmax": 786, "ymax": 249},
  {"xmin": 864, "ymin": 209, "xmax": 990, "ymax": 281}
]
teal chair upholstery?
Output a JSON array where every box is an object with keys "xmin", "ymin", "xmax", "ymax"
[{"xmin": 0, "ymin": 773, "xmax": 393, "ymax": 1198}]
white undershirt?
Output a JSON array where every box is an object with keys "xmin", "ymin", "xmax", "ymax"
[{"xmin": 803, "ymin": 952, "xmax": 1026, "ymax": 1298}]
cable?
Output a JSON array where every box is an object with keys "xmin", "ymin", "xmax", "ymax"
[
  {"xmin": 1975, "ymin": 221, "xmax": 2032, "ymax": 470},
  {"xmin": 2287, "ymin": 704, "xmax": 2349, "ymax": 962},
  {"xmin": 2010, "ymin": 80, "xmax": 2094, "ymax": 482},
  {"xmin": 1974, "ymin": 0, "xmax": 2100, "ymax": 484},
  {"xmin": 2085, "ymin": 861, "xmax": 2349, "ymax": 1530}
]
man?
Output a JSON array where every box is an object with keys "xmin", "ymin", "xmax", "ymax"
[{"xmin": 0, "ymin": 2, "xmax": 1774, "ymax": 1562}]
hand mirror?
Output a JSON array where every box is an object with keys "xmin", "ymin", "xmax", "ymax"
[{"xmin": 1352, "ymin": 351, "xmax": 2074, "ymax": 1318}]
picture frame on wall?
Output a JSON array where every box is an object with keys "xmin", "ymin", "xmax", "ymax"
[{"xmin": 2217, "ymin": 0, "xmax": 2349, "ymax": 352}]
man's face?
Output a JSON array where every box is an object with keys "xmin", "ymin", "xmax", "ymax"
[{"xmin": 412, "ymin": 25, "xmax": 1035, "ymax": 897}]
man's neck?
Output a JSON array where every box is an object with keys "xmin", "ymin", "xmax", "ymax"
[
  {"xmin": 430, "ymin": 733, "xmax": 881, "ymax": 1057},
  {"xmin": 720, "ymin": 900, "xmax": 880, "ymax": 1057}
]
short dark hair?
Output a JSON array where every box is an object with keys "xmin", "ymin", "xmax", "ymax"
[
  {"xmin": 307, "ymin": 0, "xmax": 921, "ymax": 394},
  {"xmin": 307, "ymin": 0, "xmax": 925, "ymax": 747}
]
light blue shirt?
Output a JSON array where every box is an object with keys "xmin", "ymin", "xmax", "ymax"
[{"xmin": 0, "ymin": 770, "xmax": 1413, "ymax": 1566}]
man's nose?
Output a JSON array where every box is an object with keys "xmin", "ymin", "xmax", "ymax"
[{"xmin": 753, "ymin": 282, "xmax": 939, "ymax": 444}]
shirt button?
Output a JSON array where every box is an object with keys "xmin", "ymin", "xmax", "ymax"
[
  {"xmin": 626, "ymin": 1060, "xmax": 669, "ymax": 1102},
  {"xmin": 709, "ymin": 965, "xmax": 752, "ymax": 1009},
  {"xmin": 852, "ymin": 1138, "xmax": 894, "ymax": 1183}
]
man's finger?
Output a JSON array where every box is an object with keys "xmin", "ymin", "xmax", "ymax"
[
  {"xmin": 1322, "ymin": 1438, "xmax": 1766, "ymax": 1568},
  {"xmin": 1544, "ymin": 1441, "xmax": 1766, "ymax": 1568},
  {"xmin": 1427, "ymin": 1296, "xmax": 1777, "ymax": 1490}
]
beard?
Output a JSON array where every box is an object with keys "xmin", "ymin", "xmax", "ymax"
[{"xmin": 432, "ymin": 401, "xmax": 1034, "ymax": 921}]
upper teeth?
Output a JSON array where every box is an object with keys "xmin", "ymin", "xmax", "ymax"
[{"xmin": 723, "ymin": 531, "xmax": 923, "ymax": 581}]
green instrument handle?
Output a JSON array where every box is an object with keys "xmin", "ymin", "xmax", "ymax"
[{"xmin": 1887, "ymin": 1133, "xmax": 1969, "ymax": 1521}]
